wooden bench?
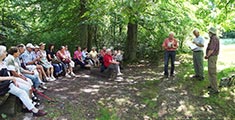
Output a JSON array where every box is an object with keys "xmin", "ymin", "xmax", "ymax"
[{"xmin": 0, "ymin": 93, "xmax": 22, "ymax": 116}]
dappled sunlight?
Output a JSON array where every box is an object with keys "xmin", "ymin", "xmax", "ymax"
[
  {"xmin": 176, "ymin": 100, "xmax": 194, "ymax": 118},
  {"xmin": 114, "ymin": 97, "xmax": 132, "ymax": 106},
  {"xmin": 80, "ymin": 74, "xmax": 91, "ymax": 78},
  {"xmin": 145, "ymin": 77, "xmax": 158, "ymax": 81},
  {"xmin": 97, "ymin": 81, "xmax": 113, "ymax": 85},
  {"xmin": 165, "ymin": 86, "xmax": 177, "ymax": 92},
  {"xmin": 55, "ymin": 94, "xmax": 68, "ymax": 100},
  {"xmin": 80, "ymin": 88, "xmax": 99, "ymax": 94},
  {"xmin": 141, "ymin": 69, "xmax": 158, "ymax": 75},
  {"xmin": 180, "ymin": 90, "xmax": 188, "ymax": 95},
  {"xmin": 114, "ymin": 77, "xmax": 124, "ymax": 82},
  {"xmin": 53, "ymin": 87, "xmax": 69, "ymax": 92}
]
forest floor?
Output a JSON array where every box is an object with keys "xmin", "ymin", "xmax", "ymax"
[{"xmin": 5, "ymin": 54, "xmax": 235, "ymax": 120}]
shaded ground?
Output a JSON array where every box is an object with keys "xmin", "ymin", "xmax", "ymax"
[{"xmin": 6, "ymin": 58, "xmax": 234, "ymax": 120}]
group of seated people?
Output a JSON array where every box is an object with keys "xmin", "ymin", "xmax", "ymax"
[
  {"xmin": 0, "ymin": 43, "xmax": 123, "ymax": 117},
  {"xmin": 73, "ymin": 46, "xmax": 123, "ymax": 76}
]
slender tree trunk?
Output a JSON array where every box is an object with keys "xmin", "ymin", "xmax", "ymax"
[
  {"xmin": 79, "ymin": 0, "xmax": 88, "ymax": 48},
  {"xmin": 125, "ymin": 22, "xmax": 137, "ymax": 62},
  {"xmin": 87, "ymin": 25, "xmax": 93, "ymax": 51}
]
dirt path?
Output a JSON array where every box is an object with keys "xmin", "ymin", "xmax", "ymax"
[{"xmin": 11, "ymin": 61, "xmax": 224, "ymax": 120}]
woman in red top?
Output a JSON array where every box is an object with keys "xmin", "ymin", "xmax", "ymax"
[
  {"xmin": 103, "ymin": 49, "xmax": 122, "ymax": 75},
  {"xmin": 162, "ymin": 32, "xmax": 178, "ymax": 78}
]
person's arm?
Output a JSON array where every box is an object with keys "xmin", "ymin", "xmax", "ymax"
[
  {"xmin": 0, "ymin": 76, "xmax": 18, "ymax": 87},
  {"xmin": 205, "ymin": 50, "xmax": 214, "ymax": 59},
  {"xmin": 172, "ymin": 39, "xmax": 178, "ymax": 49},
  {"xmin": 47, "ymin": 53, "xmax": 53, "ymax": 61},
  {"xmin": 193, "ymin": 38, "xmax": 204, "ymax": 47},
  {"xmin": 21, "ymin": 69, "xmax": 34, "ymax": 75},
  {"xmin": 10, "ymin": 71, "xmax": 27, "ymax": 80},
  {"xmin": 162, "ymin": 39, "xmax": 168, "ymax": 50}
]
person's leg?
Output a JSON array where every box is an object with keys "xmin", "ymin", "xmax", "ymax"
[
  {"xmin": 36, "ymin": 65, "xmax": 48, "ymax": 78},
  {"xmin": 208, "ymin": 56, "xmax": 218, "ymax": 92},
  {"xmin": 24, "ymin": 74, "xmax": 40, "ymax": 88},
  {"xmin": 15, "ymin": 77, "xmax": 32, "ymax": 95},
  {"xmin": 198, "ymin": 51, "xmax": 204, "ymax": 79},
  {"xmin": 164, "ymin": 51, "xmax": 170, "ymax": 77},
  {"xmin": 170, "ymin": 51, "xmax": 176, "ymax": 76},
  {"xmin": 193, "ymin": 52, "xmax": 199, "ymax": 77},
  {"xmin": 9, "ymin": 83, "xmax": 35, "ymax": 110},
  {"xmin": 9, "ymin": 83, "xmax": 47, "ymax": 116},
  {"xmin": 50, "ymin": 67, "xmax": 56, "ymax": 80}
]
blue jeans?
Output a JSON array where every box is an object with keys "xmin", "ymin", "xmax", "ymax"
[
  {"xmin": 24, "ymin": 74, "xmax": 40, "ymax": 88},
  {"xmin": 164, "ymin": 51, "xmax": 176, "ymax": 76}
]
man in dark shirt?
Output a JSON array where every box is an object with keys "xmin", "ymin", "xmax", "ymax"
[{"xmin": 205, "ymin": 27, "xmax": 220, "ymax": 95}]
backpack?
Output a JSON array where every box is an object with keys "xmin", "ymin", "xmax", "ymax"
[
  {"xmin": 219, "ymin": 75, "xmax": 235, "ymax": 87},
  {"xmin": 0, "ymin": 68, "xmax": 11, "ymax": 96}
]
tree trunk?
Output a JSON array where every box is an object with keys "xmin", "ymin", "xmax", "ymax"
[
  {"xmin": 125, "ymin": 22, "xmax": 137, "ymax": 62},
  {"xmin": 79, "ymin": 0, "xmax": 88, "ymax": 48},
  {"xmin": 87, "ymin": 25, "xmax": 93, "ymax": 51}
]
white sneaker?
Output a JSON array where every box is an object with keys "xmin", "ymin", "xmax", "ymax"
[
  {"xmin": 65, "ymin": 74, "xmax": 71, "ymax": 78},
  {"xmin": 117, "ymin": 73, "xmax": 123, "ymax": 76},
  {"xmin": 45, "ymin": 77, "xmax": 50, "ymax": 81},
  {"xmin": 71, "ymin": 72, "xmax": 76, "ymax": 77},
  {"xmin": 47, "ymin": 77, "xmax": 55, "ymax": 82},
  {"xmin": 51, "ymin": 76, "xmax": 56, "ymax": 81}
]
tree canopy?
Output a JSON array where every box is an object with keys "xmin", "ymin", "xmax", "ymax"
[{"xmin": 1, "ymin": 0, "xmax": 235, "ymax": 61}]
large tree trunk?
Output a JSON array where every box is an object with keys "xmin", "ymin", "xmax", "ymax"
[
  {"xmin": 125, "ymin": 22, "xmax": 137, "ymax": 62},
  {"xmin": 79, "ymin": 0, "xmax": 88, "ymax": 48}
]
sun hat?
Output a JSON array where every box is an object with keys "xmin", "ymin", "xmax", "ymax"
[
  {"xmin": 209, "ymin": 27, "xmax": 217, "ymax": 34},
  {"xmin": 39, "ymin": 42, "xmax": 46, "ymax": 46},
  {"xmin": 26, "ymin": 43, "xmax": 35, "ymax": 48},
  {"xmin": 34, "ymin": 45, "xmax": 40, "ymax": 49}
]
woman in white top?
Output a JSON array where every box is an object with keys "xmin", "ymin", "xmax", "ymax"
[{"xmin": 38, "ymin": 42, "xmax": 56, "ymax": 81}]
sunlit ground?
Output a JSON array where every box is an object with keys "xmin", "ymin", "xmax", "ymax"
[{"xmin": 217, "ymin": 44, "xmax": 235, "ymax": 70}]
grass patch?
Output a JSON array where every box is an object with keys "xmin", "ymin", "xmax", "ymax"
[
  {"xmin": 96, "ymin": 107, "xmax": 119, "ymax": 120},
  {"xmin": 178, "ymin": 54, "xmax": 235, "ymax": 118}
]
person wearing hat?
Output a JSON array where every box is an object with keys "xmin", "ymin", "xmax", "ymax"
[
  {"xmin": 191, "ymin": 29, "xmax": 205, "ymax": 80},
  {"xmin": 21, "ymin": 43, "xmax": 51, "ymax": 82},
  {"xmin": 205, "ymin": 27, "xmax": 220, "ymax": 95}
]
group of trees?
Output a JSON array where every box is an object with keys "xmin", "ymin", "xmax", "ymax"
[{"xmin": 0, "ymin": 0, "xmax": 235, "ymax": 62}]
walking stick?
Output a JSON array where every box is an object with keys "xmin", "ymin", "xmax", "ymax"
[{"xmin": 32, "ymin": 88, "xmax": 55, "ymax": 102}]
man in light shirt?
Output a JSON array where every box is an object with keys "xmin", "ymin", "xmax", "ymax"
[{"xmin": 192, "ymin": 29, "xmax": 205, "ymax": 80}]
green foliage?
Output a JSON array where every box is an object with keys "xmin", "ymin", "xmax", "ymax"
[
  {"xmin": 1, "ymin": 0, "xmax": 235, "ymax": 60},
  {"xmin": 96, "ymin": 107, "xmax": 119, "ymax": 120}
]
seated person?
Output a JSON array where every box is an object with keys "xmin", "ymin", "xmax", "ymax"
[
  {"xmin": 89, "ymin": 47, "xmax": 99, "ymax": 67},
  {"xmin": 37, "ymin": 42, "xmax": 56, "ymax": 81},
  {"xmin": 46, "ymin": 44, "xmax": 64, "ymax": 77},
  {"xmin": 82, "ymin": 47, "xmax": 93, "ymax": 66},
  {"xmin": 56, "ymin": 46, "xmax": 76, "ymax": 77},
  {"xmin": 20, "ymin": 43, "xmax": 51, "ymax": 82},
  {"xmin": 98, "ymin": 47, "xmax": 106, "ymax": 65},
  {"xmin": 4, "ymin": 47, "xmax": 42, "ymax": 91},
  {"xmin": 0, "ymin": 45, "xmax": 47, "ymax": 117},
  {"xmin": 103, "ymin": 49, "xmax": 123, "ymax": 76},
  {"xmin": 73, "ymin": 46, "xmax": 86, "ymax": 68},
  {"xmin": 113, "ymin": 50, "xmax": 123, "ymax": 69}
]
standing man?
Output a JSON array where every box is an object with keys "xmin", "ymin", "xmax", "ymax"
[
  {"xmin": 205, "ymin": 27, "xmax": 220, "ymax": 95},
  {"xmin": 162, "ymin": 32, "xmax": 178, "ymax": 78},
  {"xmin": 192, "ymin": 29, "xmax": 205, "ymax": 80}
]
